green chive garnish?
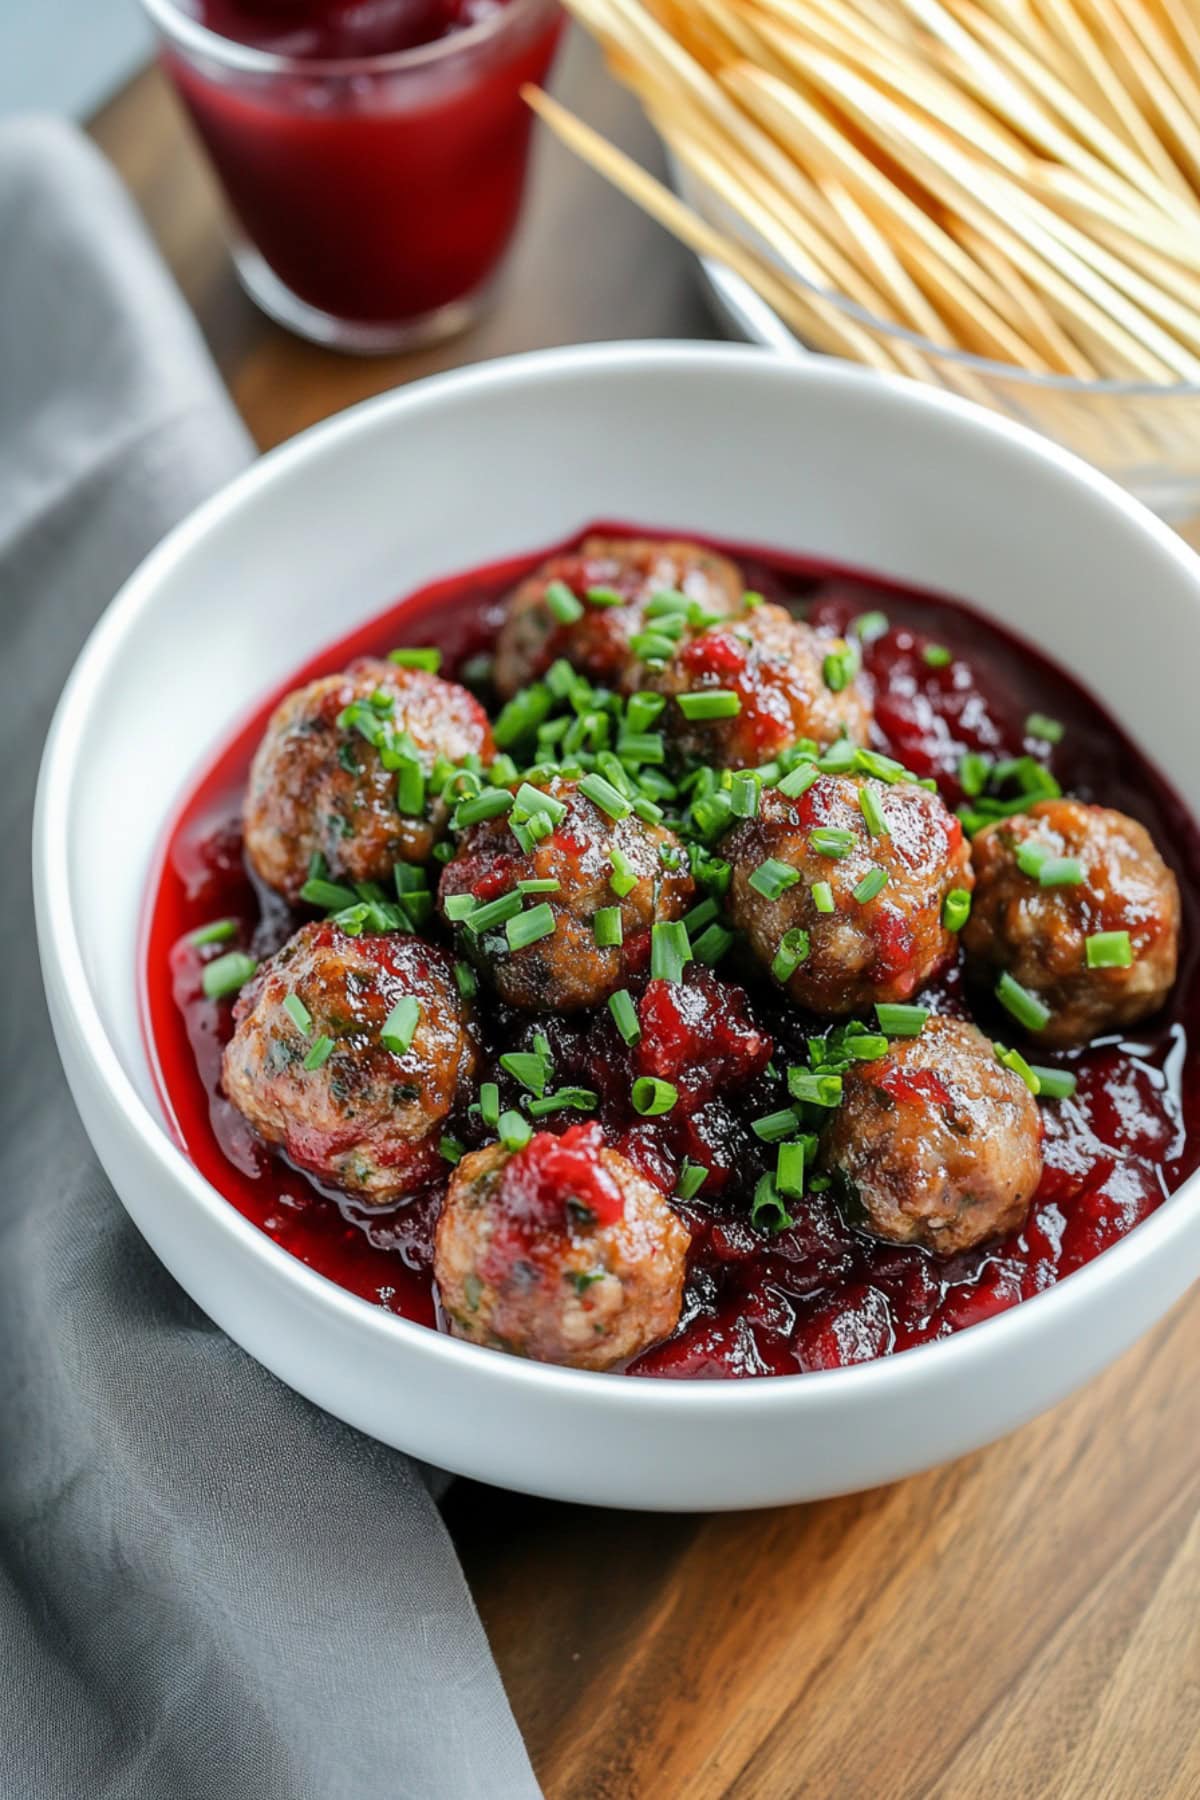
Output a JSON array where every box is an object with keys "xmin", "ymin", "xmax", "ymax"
[
  {"xmin": 593, "ymin": 907, "xmax": 624, "ymax": 948},
  {"xmin": 300, "ymin": 878, "xmax": 359, "ymax": 912},
  {"xmin": 201, "ymin": 952, "xmax": 257, "ymax": 1000},
  {"xmin": 776, "ymin": 1140, "xmax": 808, "ymax": 1198},
  {"xmin": 683, "ymin": 896, "xmax": 719, "ymax": 935},
  {"xmin": 787, "ymin": 1068, "xmax": 843, "ymax": 1107},
  {"xmin": 858, "ymin": 785, "xmax": 888, "ymax": 837},
  {"xmin": 444, "ymin": 892, "xmax": 478, "ymax": 923},
  {"xmin": 995, "ymin": 1042, "xmax": 1041, "ymax": 1095},
  {"xmin": 439, "ymin": 1134, "xmax": 464, "ymax": 1165},
  {"xmin": 676, "ymin": 690, "xmax": 742, "ymax": 720},
  {"xmin": 585, "ymin": 585, "xmax": 624, "ymax": 607},
  {"xmin": 823, "ymin": 646, "xmax": 858, "ymax": 692},
  {"xmin": 190, "ymin": 918, "xmax": 237, "ymax": 947},
  {"xmin": 959, "ymin": 751, "xmax": 991, "ymax": 797},
  {"xmin": 853, "ymin": 867, "xmax": 889, "ymax": 903},
  {"xmin": 498, "ymin": 1110, "xmax": 532, "ymax": 1152},
  {"xmin": 479, "ymin": 1082, "xmax": 500, "ymax": 1129},
  {"xmin": 632, "ymin": 1076, "xmax": 678, "ymax": 1116},
  {"xmin": 513, "ymin": 782, "xmax": 567, "ymax": 823},
  {"xmin": 810, "ymin": 827, "xmax": 856, "ymax": 859},
  {"xmin": 607, "ymin": 845, "xmax": 639, "ymax": 898},
  {"xmin": 545, "ymin": 580, "xmax": 584, "ymax": 624},
  {"xmin": 1030, "ymin": 1066, "xmax": 1078, "ymax": 1100},
  {"xmin": 749, "ymin": 858, "xmax": 801, "ymax": 901},
  {"xmin": 875, "ymin": 1003, "xmax": 929, "ymax": 1036},
  {"xmin": 626, "ymin": 691, "xmax": 666, "ymax": 733},
  {"xmin": 381, "ymin": 997, "xmax": 421, "ymax": 1054},
  {"xmin": 1025, "ymin": 712, "xmax": 1064, "ymax": 744},
  {"xmin": 650, "ymin": 920, "xmax": 692, "ymax": 982},
  {"xmin": 692, "ymin": 923, "xmax": 734, "ymax": 965},
  {"xmin": 454, "ymin": 788, "xmax": 514, "ymax": 828},
  {"xmin": 851, "ymin": 610, "xmax": 889, "ymax": 642},
  {"xmin": 303, "ymin": 1035, "xmax": 334, "ymax": 1071},
  {"xmin": 608, "ymin": 988, "xmax": 641, "ymax": 1044},
  {"xmin": 676, "ymin": 1160, "xmax": 709, "ymax": 1201},
  {"xmin": 996, "ymin": 971, "xmax": 1052, "ymax": 1032},
  {"xmin": 943, "ymin": 888, "xmax": 972, "ymax": 932},
  {"xmin": 776, "ymin": 762, "xmax": 819, "ymax": 800},
  {"xmin": 579, "ymin": 772, "xmax": 632, "ymax": 821},
  {"xmin": 466, "ymin": 891, "xmax": 523, "ymax": 934},
  {"xmin": 923, "ymin": 644, "xmax": 952, "ymax": 668},
  {"xmin": 772, "ymin": 928, "xmax": 811, "ymax": 982},
  {"xmin": 387, "ymin": 647, "xmax": 442, "ymax": 672},
  {"xmin": 750, "ymin": 1172, "xmax": 793, "ymax": 1234},
  {"xmin": 454, "ymin": 961, "xmax": 477, "ymax": 1001},
  {"xmin": 1039, "ymin": 857, "xmax": 1084, "ymax": 887},
  {"xmin": 282, "ymin": 992, "xmax": 312, "ymax": 1035},
  {"xmin": 812, "ymin": 881, "xmax": 836, "ymax": 914},
  {"xmin": 631, "ymin": 631, "xmax": 679, "ymax": 664},
  {"xmin": 506, "ymin": 904, "xmax": 557, "ymax": 951},
  {"xmin": 730, "ymin": 772, "xmax": 760, "ymax": 818},
  {"xmin": 1086, "ymin": 930, "xmax": 1134, "ymax": 969},
  {"xmin": 395, "ymin": 759, "xmax": 426, "ymax": 818},
  {"xmin": 526, "ymin": 1089, "xmax": 600, "ymax": 1117},
  {"xmin": 752, "ymin": 1107, "xmax": 800, "ymax": 1143},
  {"xmin": 499, "ymin": 1051, "xmax": 549, "ymax": 1095}
]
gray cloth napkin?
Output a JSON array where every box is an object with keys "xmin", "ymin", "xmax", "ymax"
[{"xmin": 0, "ymin": 117, "xmax": 540, "ymax": 1800}]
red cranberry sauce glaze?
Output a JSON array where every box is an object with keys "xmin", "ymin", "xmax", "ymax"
[
  {"xmin": 142, "ymin": 526, "xmax": 1200, "ymax": 1378},
  {"xmin": 191, "ymin": 0, "xmax": 507, "ymax": 59}
]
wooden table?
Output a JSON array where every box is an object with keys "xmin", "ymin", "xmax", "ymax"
[{"xmin": 93, "ymin": 34, "xmax": 1200, "ymax": 1798}]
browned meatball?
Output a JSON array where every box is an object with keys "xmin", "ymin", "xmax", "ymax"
[
  {"xmin": 639, "ymin": 602, "xmax": 871, "ymax": 771},
  {"xmin": 221, "ymin": 922, "xmax": 477, "ymax": 1203},
  {"xmin": 820, "ymin": 1016, "xmax": 1044, "ymax": 1255},
  {"xmin": 724, "ymin": 774, "xmax": 973, "ymax": 1015},
  {"xmin": 963, "ymin": 800, "xmax": 1180, "ymax": 1049},
  {"xmin": 244, "ymin": 658, "xmax": 494, "ymax": 902},
  {"xmin": 435, "ymin": 1123, "xmax": 690, "ymax": 1368},
  {"xmin": 493, "ymin": 535, "xmax": 745, "ymax": 698},
  {"xmin": 438, "ymin": 777, "xmax": 694, "ymax": 1011}
]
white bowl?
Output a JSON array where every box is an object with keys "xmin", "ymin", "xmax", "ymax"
[{"xmin": 34, "ymin": 343, "xmax": 1200, "ymax": 1511}]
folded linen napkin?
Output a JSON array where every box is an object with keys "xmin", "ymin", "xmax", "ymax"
[{"xmin": 0, "ymin": 116, "xmax": 539, "ymax": 1800}]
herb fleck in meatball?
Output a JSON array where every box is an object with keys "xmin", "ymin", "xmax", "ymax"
[
  {"xmin": 493, "ymin": 535, "xmax": 745, "ymax": 698},
  {"xmin": 963, "ymin": 800, "xmax": 1180, "ymax": 1049},
  {"xmin": 820, "ymin": 1016, "xmax": 1044, "ymax": 1255},
  {"xmin": 639, "ymin": 602, "xmax": 871, "ymax": 771},
  {"xmin": 244, "ymin": 658, "xmax": 493, "ymax": 902},
  {"xmin": 438, "ymin": 777, "xmax": 694, "ymax": 1012},
  {"xmin": 435, "ymin": 1123, "xmax": 690, "ymax": 1368},
  {"xmin": 724, "ymin": 774, "xmax": 973, "ymax": 1015},
  {"xmin": 222, "ymin": 922, "xmax": 477, "ymax": 1203}
]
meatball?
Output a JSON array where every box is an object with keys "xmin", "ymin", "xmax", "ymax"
[
  {"xmin": 438, "ymin": 776, "xmax": 694, "ymax": 1011},
  {"xmin": 221, "ymin": 922, "xmax": 478, "ymax": 1203},
  {"xmin": 493, "ymin": 534, "xmax": 745, "ymax": 698},
  {"xmin": 725, "ymin": 774, "xmax": 973, "ymax": 1015},
  {"xmin": 963, "ymin": 800, "xmax": 1180, "ymax": 1049},
  {"xmin": 639, "ymin": 601, "xmax": 871, "ymax": 771},
  {"xmin": 820, "ymin": 1015, "xmax": 1044, "ymax": 1255},
  {"xmin": 244, "ymin": 657, "xmax": 494, "ymax": 902},
  {"xmin": 435, "ymin": 1122, "xmax": 690, "ymax": 1368}
]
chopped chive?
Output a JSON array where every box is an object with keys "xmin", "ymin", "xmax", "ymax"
[
  {"xmin": 750, "ymin": 1172, "xmax": 793, "ymax": 1234},
  {"xmin": 777, "ymin": 762, "xmax": 819, "ymax": 800},
  {"xmin": 853, "ymin": 867, "xmax": 889, "ymax": 904},
  {"xmin": 676, "ymin": 690, "xmax": 742, "ymax": 720},
  {"xmin": 730, "ymin": 772, "xmax": 761, "ymax": 818},
  {"xmin": 526, "ymin": 1089, "xmax": 600, "ymax": 1117},
  {"xmin": 743, "ymin": 590, "xmax": 765, "ymax": 610},
  {"xmin": 632, "ymin": 1076, "xmax": 678, "ymax": 1117},
  {"xmin": 922, "ymin": 644, "xmax": 952, "ymax": 668},
  {"xmin": 943, "ymin": 888, "xmax": 973, "ymax": 932},
  {"xmin": 1016, "ymin": 841, "xmax": 1051, "ymax": 879},
  {"xmin": 626, "ymin": 691, "xmax": 665, "ymax": 733},
  {"xmin": 676, "ymin": 1160, "xmax": 709, "ymax": 1202},
  {"xmin": 812, "ymin": 881, "xmax": 836, "ymax": 914},
  {"xmin": 517, "ymin": 877, "xmax": 560, "ymax": 895},
  {"xmin": 683, "ymin": 896, "xmax": 719, "ymax": 935},
  {"xmin": 545, "ymin": 579, "xmax": 584, "ymax": 624},
  {"xmin": 776, "ymin": 1140, "xmax": 808, "ymax": 1199},
  {"xmin": 493, "ymin": 683, "xmax": 553, "ymax": 749},
  {"xmin": 387, "ymin": 646, "xmax": 442, "ymax": 672},
  {"xmin": 1030, "ymin": 1066, "xmax": 1078, "ymax": 1100},
  {"xmin": 465, "ymin": 891, "xmax": 523, "ymax": 934},
  {"xmin": 593, "ymin": 907, "xmax": 624, "ymax": 948},
  {"xmin": 444, "ymin": 892, "xmax": 478, "ymax": 923},
  {"xmin": 650, "ymin": 920, "xmax": 692, "ymax": 982},
  {"xmin": 585, "ymin": 584, "xmax": 624, "ymax": 607},
  {"xmin": 201, "ymin": 952, "xmax": 258, "ymax": 1000},
  {"xmin": 787, "ymin": 1067, "xmax": 843, "ymax": 1108},
  {"xmin": 454, "ymin": 788, "xmax": 514, "ymax": 828},
  {"xmin": 996, "ymin": 971, "xmax": 1052, "ymax": 1032},
  {"xmin": 822, "ymin": 646, "xmax": 858, "ymax": 693},
  {"xmin": 692, "ymin": 923, "xmax": 734, "ymax": 965},
  {"xmin": 454, "ymin": 961, "xmax": 477, "ymax": 1000},
  {"xmin": 1086, "ymin": 930, "xmax": 1134, "ymax": 969},
  {"xmin": 499, "ymin": 1051, "xmax": 549, "ymax": 1096},
  {"xmin": 618, "ymin": 732, "xmax": 665, "ymax": 765},
  {"xmin": 579, "ymin": 772, "xmax": 632, "ymax": 821},
  {"xmin": 752, "ymin": 1107, "xmax": 800, "ymax": 1143},
  {"xmin": 749, "ymin": 857, "xmax": 802, "ymax": 901},
  {"xmin": 858, "ymin": 785, "xmax": 888, "ymax": 837},
  {"xmin": 479, "ymin": 1082, "xmax": 500, "ymax": 1129},
  {"xmin": 631, "ymin": 631, "xmax": 679, "ymax": 665},
  {"xmin": 645, "ymin": 589, "xmax": 692, "ymax": 618},
  {"xmin": 995, "ymin": 1042, "xmax": 1041, "ymax": 1095},
  {"xmin": 811, "ymin": 827, "xmax": 857, "ymax": 859},
  {"xmin": 608, "ymin": 988, "xmax": 641, "ymax": 1044},
  {"xmin": 498, "ymin": 1110, "xmax": 532, "ymax": 1152},
  {"xmin": 300, "ymin": 877, "xmax": 359, "ymax": 912},
  {"xmin": 772, "ymin": 928, "xmax": 811, "ymax": 982},
  {"xmin": 1026, "ymin": 712, "xmax": 1064, "ymax": 745},
  {"xmin": 1039, "ymin": 857, "xmax": 1084, "ymax": 887},
  {"xmin": 875, "ymin": 1003, "xmax": 929, "ymax": 1036},
  {"xmin": 303, "ymin": 1035, "xmax": 334, "ymax": 1071},
  {"xmin": 513, "ymin": 782, "xmax": 567, "ymax": 823},
  {"xmin": 817, "ymin": 737, "xmax": 859, "ymax": 775},
  {"xmin": 381, "ymin": 996, "xmax": 421, "ymax": 1055},
  {"xmin": 608, "ymin": 845, "xmax": 639, "ymax": 898},
  {"xmin": 959, "ymin": 750, "xmax": 992, "ymax": 798},
  {"xmin": 845, "ymin": 1033, "xmax": 889, "ymax": 1060},
  {"xmin": 506, "ymin": 904, "xmax": 557, "ymax": 951},
  {"xmin": 851, "ymin": 610, "xmax": 889, "ymax": 642},
  {"xmin": 282, "ymin": 992, "xmax": 312, "ymax": 1035},
  {"xmin": 395, "ymin": 759, "xmax": 426, "ymax": 818},
  {"xmin": 190, "ymin": 918, "xmax": 237, "ymax": 947}
]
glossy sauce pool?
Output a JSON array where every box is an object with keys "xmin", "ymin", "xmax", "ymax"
[{"xmin": 141, "ymin": 528, "xmax": 1200, "ymax": 1377}]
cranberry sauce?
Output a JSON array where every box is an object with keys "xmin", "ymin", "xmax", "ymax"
[
  {"xmin": 141, "ymin": 528, "xmax": 1200, "ymax": 1377},
  {"xmin": 191, "ymin": 0, "xmax": 513, "ymax": 60}
]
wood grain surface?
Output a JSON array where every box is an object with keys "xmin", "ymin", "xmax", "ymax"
[{"xmin": 91, "ymin": 30, "xmax": 1200, "ymax": 1797}]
